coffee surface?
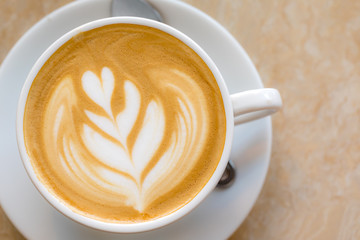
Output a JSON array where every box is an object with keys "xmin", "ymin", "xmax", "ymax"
[{"xmin": 24, "ymin": 24, "xmax": 226, "ymax": 223}]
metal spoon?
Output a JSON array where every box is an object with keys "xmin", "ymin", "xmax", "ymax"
[
  {"xmin": 111, "ymin": 0, "xmax": 235, "ymax": 187},
  {"xmin": 112, "ymin": 0, "xmax": 162, "ymax": 22}
]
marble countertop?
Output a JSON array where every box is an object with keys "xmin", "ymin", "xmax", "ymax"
[{"xmin": 1, "ymin": 0, "xmax": 359, "ymax": 239}]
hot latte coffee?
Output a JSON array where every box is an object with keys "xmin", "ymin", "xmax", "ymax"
[{"xmin": 23, "ymin": 24, "xmax": 226, "ymax": 223}]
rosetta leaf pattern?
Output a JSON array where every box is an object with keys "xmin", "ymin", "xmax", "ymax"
[
  {"xmin": 49, "ymin": 67, "xmax": 203, "ymax": 214},
  {"xmin": 80, "ymin": 67, "xmax": 165, "ymax": 212}
]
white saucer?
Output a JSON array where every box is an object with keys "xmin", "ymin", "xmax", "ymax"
[{"xmin": 0, "ymin": 0, "xmax": 272, "ymax": 239}]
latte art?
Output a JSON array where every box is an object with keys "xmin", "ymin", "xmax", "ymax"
[
  {"xmin": 50, "ymin": 66, "xmax": 207, "ymax": 212},
  {"xmin": 24, "ymin": 24, "xmax": 226, "ymax": 222}
]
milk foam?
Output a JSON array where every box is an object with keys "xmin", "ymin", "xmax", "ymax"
[{"xmin": 51, "ymin": 67, "xmax": 205, "ymax": 212}]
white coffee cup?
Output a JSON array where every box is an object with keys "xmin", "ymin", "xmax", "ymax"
[{"xmin": 16, "ymin": 17, "xmax": 282, "ymax": 233}]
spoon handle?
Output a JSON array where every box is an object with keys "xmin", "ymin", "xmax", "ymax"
[{"xmin": 112, "ymin": 0, "xmax": 163, "ymax": 22}]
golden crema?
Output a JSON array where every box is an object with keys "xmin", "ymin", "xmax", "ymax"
[{"xmin": 24, "ymin": 24, "xmax": 226, "ymax": 223}]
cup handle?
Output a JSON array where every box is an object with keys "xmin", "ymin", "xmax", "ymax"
[{"xmin": 231, "ymin": 88, "xmax": 282, "ymax": 125}]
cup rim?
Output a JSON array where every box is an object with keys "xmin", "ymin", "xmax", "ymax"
[{"xmin": 16, "ymin": 16, "xmax": 234, "ymax": 233}]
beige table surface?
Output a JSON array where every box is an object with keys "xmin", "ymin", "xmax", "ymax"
[{"xmin": 1, "ymin": 0, "xmax": 360, "ymax": 239}]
